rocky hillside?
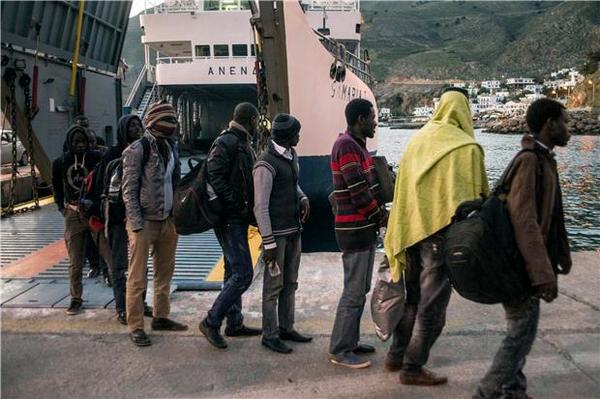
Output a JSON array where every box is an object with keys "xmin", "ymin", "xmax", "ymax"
[{"xmin": 361, "ymin": 1, "xmax": 600, "ymax": 83}]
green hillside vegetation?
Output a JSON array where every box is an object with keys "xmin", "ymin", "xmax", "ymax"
[{"xmin": 361, "ymin": 1, "xmax": 600, "ymax": 82}]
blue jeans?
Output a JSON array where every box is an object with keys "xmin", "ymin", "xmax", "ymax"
[
  {"xmin": 474, "ymin": 297, "xmax": 540, "ymax": 399},
  {"xmin": 205, "ymin": 224, "xmax": 253, "ymax": 328}
]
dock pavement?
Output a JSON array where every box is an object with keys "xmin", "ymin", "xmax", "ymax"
[{"xmin": 2, "ymin": 251, "xmax": 599, "ymax": 398}]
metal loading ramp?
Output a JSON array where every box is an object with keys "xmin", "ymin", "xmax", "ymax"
[{"xmin": 1, "ymin": 204, "xmax": 226, "ymax": 308}]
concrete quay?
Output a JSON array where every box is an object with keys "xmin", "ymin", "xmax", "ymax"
[{"xmin": 2, "ymin": 251, "xmax": 599, "ymax": 398}]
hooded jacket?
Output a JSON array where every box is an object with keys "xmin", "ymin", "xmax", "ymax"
[
  {"xmin": 122, "ymin": 131, "xmax": 180, "ymax": 231},
  {"xmin": 384, "ymin": 91, "xmax": 489, "ymax": 282},
  {"xmin": 52, "ymin": 125, "xmax": 102, "ymax": 212},
  {"xmin": 85, "ymin": 114, "xmax": 142, "ymax": 224}
]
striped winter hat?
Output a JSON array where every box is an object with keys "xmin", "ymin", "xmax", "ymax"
[{"xmin": 144, "ymin": 100, "xmax": 178, "ymax": 137}]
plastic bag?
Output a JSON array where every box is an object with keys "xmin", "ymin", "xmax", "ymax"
[{"xmin": 370, "ymin": 256, "xmax": 406, "ymax": 341}]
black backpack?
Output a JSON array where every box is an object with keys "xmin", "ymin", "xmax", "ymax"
[
  {"xmin": 85, "ymin": 137, "xmax": 151, "ymax": 226},
  {"xmin": 173, "ymin": 157, "xmax": 223, "ymax": 235},
  {"xmin": 443, "ymin": 149, "xmax": 542, "ymax": 304}
]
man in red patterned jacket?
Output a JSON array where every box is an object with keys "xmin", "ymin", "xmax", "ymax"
[{"xmin": 328, "ymin": 98, "xmax": 387, "ymax": 369}]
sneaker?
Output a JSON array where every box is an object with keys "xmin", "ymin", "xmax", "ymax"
[
  {"xmin": 117, "ymin": 311, "xmax": 127, "ymax": 326},
  {"xmin": 143, "ymin": 303, "xmax": 153, "ymax": 317},
  {"xmin": 329, "ymin": 352, "xmax": 371, "ymax": 369},
  {"xmin": 399, "ymin": 367, "xmax": 448, "ymax": 386},
  {"xmin": 279, "ymin": 329, "xmax": 312, "ymax": 343},
  {"xmin": 130, "ymin": 329, "xmax": 152, "ymax": 347},
  {"xmin": 66, "ymin": 299, "xmax": 83, "ymax": 315},
  {"xmin": 262, "ymin": 337, "xmax": 293, "ymax": 354},
  {"xmin": 224, "ymin": 324, "xmax": 262, "ymax": 337},
  {"xmin": 383, "ymin": 355, "xmax": 403, "ymax": 372},
  {"xmin": 151, "ymin": 318, "xmax": 188, "ymax": 331},
  {"xmin": 103, "ymin": 275, "xmax": 112, "ymax": 287},
  {"xmin": 199, "ymin": 318, "xmax": 227, "ymax": 349}
]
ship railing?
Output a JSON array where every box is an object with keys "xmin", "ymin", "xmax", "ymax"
[
  {"xmin": 156, "ymin": 55, "xmax": 254, "ymax": 64},
  {"xmin": 125, "ymin": 64, "xmax": 149, "ymax": 108},
  {"xmin": 156, "ymin": 0, "xmax": 200, "ymax": 13},
  {"xmin": 303, "ymin": 0, "xmax": 359, "ymax": 12},
  {"xmin": 313, "ymin": 29, "xmax": 373, "ymax": 86},
  {"xmin": 139, "ymin": 81, "xmax": 160, "ymax": 120}
]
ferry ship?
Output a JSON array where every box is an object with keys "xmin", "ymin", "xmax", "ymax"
[{"xmin": 128, "ymin": 0, "xmax": 378, "ymax": 251}]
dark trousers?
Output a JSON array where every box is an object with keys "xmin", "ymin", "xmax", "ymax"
[
  {"xmin": 64, "ymin": 209, "xmax": 91, "ymax": 301},
  {"xmin": 86, "ymin": 231, "xmax": 107, "ymax": 276},
  {"xmin": 108, "ymin": 223, "xmax": 128, "ymax": 313},
  {"xmin": 474, "ymin": 297, "xmax": 540, "ymax": 399},
  {"xmin": 387, "ymin": 233, "xmax": 452, "ymax": 372},
  {"xmin": 329, "ymin": 245, "xmax": 376, "ymax": 356},
  {"xmin": 206, "ymin": 224, "xmax": 253, "ymax": 329},
  {"xmin": 262, "ymin": 233, "xmax": 301, "ymax": 339}
]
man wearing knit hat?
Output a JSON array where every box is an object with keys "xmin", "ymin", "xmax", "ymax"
[
  {"xmin": 253, "ymin": 113, "xmax": 312, "ymax": 354},
  {"xmin": 122, "ymin": 100, "xmax": 188, "ymax": 347}
]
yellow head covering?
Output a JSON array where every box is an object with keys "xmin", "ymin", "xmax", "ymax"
[{"xmin": 384, "ymin": 91, "xmax": 489, "ymax": 282}]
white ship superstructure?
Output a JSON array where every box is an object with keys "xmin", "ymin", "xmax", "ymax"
[{"xmin": 133, "ymin": 0, "xmax": 369, "ymax": 151}]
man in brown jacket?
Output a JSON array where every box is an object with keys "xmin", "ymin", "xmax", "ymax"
[{"xmin": 474, "ymin": 98, "xmax": 572, "ymax": 399}]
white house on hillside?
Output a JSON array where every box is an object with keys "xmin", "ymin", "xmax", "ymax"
[
  {"xmin": 482, "ymin": 80, "xmax": 501, "ymax": 90},
  {"xmin": 524, "ymin": 84, "xmax": 544, "ymax": 93},
  {"xmin": 413, "ymin": 106, "xmax": 434, "ymax": 117},
  {"xmin": 506, "ymin": 78, "xmax": 536, "ymax": 87}
]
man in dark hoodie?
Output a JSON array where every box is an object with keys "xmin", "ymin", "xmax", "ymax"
[
  {"xmin": 92, "ymin": 114, "xmax": 152, "ymax": 325},
  {"xmin": 52, "ymin": 124, "xmax": 103, "ymax": 315}
]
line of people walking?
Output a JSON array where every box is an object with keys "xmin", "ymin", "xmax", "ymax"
[{"xmin": 53, "ymin": 92, "xmax": 572, "ymax": 399}]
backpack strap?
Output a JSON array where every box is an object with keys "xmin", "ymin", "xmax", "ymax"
[
  {"xmin": 493, "ymin": 148, "xmax": 537, "ymax": 196},
  {"xmin": 140, "ymin": 136, "xmax": 151, "ymax": 167}
]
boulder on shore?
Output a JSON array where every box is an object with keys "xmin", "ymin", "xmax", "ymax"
[{"xmin": 483, "ymin": 111, "xmax": 600, "ymax": 135}]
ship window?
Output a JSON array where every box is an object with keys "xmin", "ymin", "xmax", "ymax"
[
  {"xmin": 195, "ymin": 45, "xmax": 210, "ymax": 57},
  {"xmin": 232, "ymin": 44, "xmax": 248, "ymax": 57},
  {"xmin": 204, "ymin": 0, "xmax": 219, "ymax": 10},
  {"xmin": 250, "ymin": 44, "xmax": 256, "ymax": 56},
  {"xmin": 214, "ymin": 45, "xmax": 229, "ymax": 57},
  {"xmin": 355, "ymin": 24, "xmax": 361, "ymax": 34}
]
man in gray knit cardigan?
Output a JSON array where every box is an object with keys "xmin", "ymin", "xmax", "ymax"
[{"xmin": 253, "ymin": 113, "xmax": 312, "ymax": 354}]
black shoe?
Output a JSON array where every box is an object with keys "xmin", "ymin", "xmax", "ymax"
[
  {"xmin": 143, "ymin": 304, "xmax": 153, "ymax": 317},
  {"xmin": 87, "ymin": 268, "xmax": 99, "ymax": 278},
  {"xmin": 262, "ymin": 337, "xmax": 293, "ymax": 354},
  {"xmin": 353, "ymin": 343, "xmax": 376, "ymax": 354},
  {"xmin": 199, "ymin": 318, "xmax": 227, "ymax": 349},
  {"xmin": 66, "ymin": 299, "xmax": 83, "ymax": 315},
  {"xmin": 224, "ymin": 324, "xmax": 262, "ymax": 337},
  {"xmin": 103, "ymin": 275, "xmax": 112, "ymax": 287},
  {"xmin": 151, "ymin": 318, "xmax": 188, "ymax": 331},
  {"xmin": 279, "ymin": 329, "xmax": 313, "ymax": 343},
  {"xmin": 117, "ymin": 311, "xmax": 127, "ymax": 326},
  {"xmin": 130, "ymin": 329, "xmax": 152, "ymax": 347}
]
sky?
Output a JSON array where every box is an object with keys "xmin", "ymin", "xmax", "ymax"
[{"xmin": 130, "ymin": 0, "xmax": 164, "ymax": 17}]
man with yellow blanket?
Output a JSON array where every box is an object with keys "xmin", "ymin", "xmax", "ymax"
[{"xmin": 384, "ymin": 88, "xmax": 489, "ymax": 385}]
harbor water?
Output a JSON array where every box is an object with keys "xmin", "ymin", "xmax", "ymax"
[{"xmin": 378, "ymin": 128, "xmax": 600, "ymax": 251}]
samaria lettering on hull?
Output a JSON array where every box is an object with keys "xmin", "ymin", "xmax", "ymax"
[
  {"xmin": 208, "ymin": 65, "xmax": 257, "ymax": 76},
  {"xmin": 330, "ymin": 81, "xmax": 367, "ymax": 102}
]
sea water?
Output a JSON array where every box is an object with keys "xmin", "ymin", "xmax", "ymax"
[{"xmin": 378, "ymin": 128, "xmax": 600, "ymax": 251}]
